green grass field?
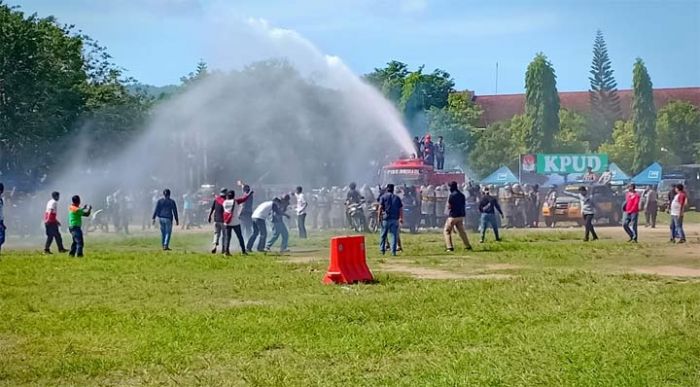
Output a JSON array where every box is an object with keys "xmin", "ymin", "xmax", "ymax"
[{"xmin": 1, "ymin": 224, "xmax": 699, "ymax": 386}]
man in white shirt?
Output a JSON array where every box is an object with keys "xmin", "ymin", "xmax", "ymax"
[
  {"xmin": 247, "ymin": 200, "xmax": 274, "ymax": 252},
  {"xmin": 44, "ymin": 191, "xmax": 68, "ymax": 254},
  {"xmin": 295, "ymin": 186, "xmax": 308, "ymax": 239}
]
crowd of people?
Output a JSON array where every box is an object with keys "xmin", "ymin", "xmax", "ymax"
[
  {"xmin": 412, "ymin": 135, "xmax": 446, "ymax": 170},
  {"xmin": 0, "ymin": 177, "xmax": 691, "ymax": 257}
]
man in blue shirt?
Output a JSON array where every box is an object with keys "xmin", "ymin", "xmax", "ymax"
[
  {"xmin": 152, "ymin": 189, "xmax": 179, "ymax": 250},
  {"xmin": 377, "ymin": 184, "xmax": 403, "ymax": 256}
]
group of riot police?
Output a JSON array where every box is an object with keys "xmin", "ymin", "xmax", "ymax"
[{"xmin": 495, "ymin": 183, "xmax": 542, "ymax": 228}]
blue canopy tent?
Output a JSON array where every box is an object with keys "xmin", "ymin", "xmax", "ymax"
[
  {"xmin": 607, "ymin": 162, "xmax": 631, "ymax": 185},
  {"xmin": 544, "ymin": 174, "xmax": 566, "ymax": 187},
  {"xmin": 481, "ymin": 166, "xmax": 519, "ymax": 186},
  {"xmin": 631, "ymin": 162, "xmax": 662, "ymax": 186}
]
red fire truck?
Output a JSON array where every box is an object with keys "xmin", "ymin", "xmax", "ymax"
[{"xmin": 379, "ymin": 159, "xmax": 465, "ymax": 187}]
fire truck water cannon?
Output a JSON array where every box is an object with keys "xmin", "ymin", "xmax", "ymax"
[{"xmin": 380, "ymin": 158, "xmax": 465, "ymax": 187}]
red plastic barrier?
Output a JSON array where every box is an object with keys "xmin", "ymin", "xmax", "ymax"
[{"xmin": 323, "ymin": 235, "xmax": 373, "ymax": 284}]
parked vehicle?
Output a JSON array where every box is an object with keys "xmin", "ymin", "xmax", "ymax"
[
  {"xmin": 542, "ymin": 184, "xmax": 623, "ymax": 227},
  {"xmin": 380, "ymin": 158, "xmax": 465, "ymax": 187},
  {"xmin": 659, "ymin": 164, "xmax": 700, "ymax": 211}
]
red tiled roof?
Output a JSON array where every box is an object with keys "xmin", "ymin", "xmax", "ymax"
[{"xmin": 473, "ymin": 87, "xmax": 700, "ymax": 127}]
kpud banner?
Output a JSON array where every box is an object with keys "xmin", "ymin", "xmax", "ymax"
[{"xmin": 521, "ymin": 154, "xmax": 608, "ymax": 175}]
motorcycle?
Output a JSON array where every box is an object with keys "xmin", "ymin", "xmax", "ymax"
[
  {"xmin": 346, "ymin": 201, "xmax": 367, "ymax": 232},
  {"xmin": 367, "ymin": 202, "xmax": 380, "ymax": 232}
]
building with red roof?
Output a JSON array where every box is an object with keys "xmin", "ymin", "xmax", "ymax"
[{"xmin": 472, "ymin": 87, "xmax": 700, "ymax": 127}]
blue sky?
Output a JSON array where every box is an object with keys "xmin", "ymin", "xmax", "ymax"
[{"xmin": 17, "ymin": 0, "xmax": 700, "ymax": 94}]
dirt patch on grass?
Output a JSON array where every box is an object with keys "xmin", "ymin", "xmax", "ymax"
[
  {"xmin": 283, "ymin": 256, "xmax": 321, "ymax": 264},
  {"xmin": 380, "ymin": 263, "xmax": 513, "ymax": 280},
  {"xmin": 633, "ymin": 266, "xmax": 700, "ymax": 277},
  {"xmin": 483, "ymin": 263, "xmax": 522, "ymax": 271}
]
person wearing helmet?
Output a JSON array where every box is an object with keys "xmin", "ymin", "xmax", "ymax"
[
  {"xmin": 435, "ymin": 136, "xmax": 445, "ymax": 170},
  {"xmin": 346, "ymin": 182, "xmax": 362, "ymax": 205},
  {"xmin": 346, "ymin": 182, "xmax": 366, "ymax": 231},
  {"xmin": 422, "ymin": 135, "xmax": 435, "ymax": 167}
]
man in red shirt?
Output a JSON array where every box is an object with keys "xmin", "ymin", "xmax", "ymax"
[{"xmin": 622, "ymin": 183, "xmax": 641, "ymax": 242}]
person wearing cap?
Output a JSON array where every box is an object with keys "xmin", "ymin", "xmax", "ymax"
[
  {"xmin": 377, "ymin": 183, "xmax": 403, "ymax": 256},
  {"xmin": 422, "ymin": 135, "xmax": 435, "ymax": 166},
  {"xmin": 208, "ymin": 188, "xmax": 228, "ymax": 254}
]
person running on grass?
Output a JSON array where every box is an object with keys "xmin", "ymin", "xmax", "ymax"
[
  {"xmin": 478, "ymin": 187, "xmax": 503, "ymax": 243},
  {"xmin": 266, "ymin": 197, "xmax": 290, "ymax": 253},
  {"xmin": 221, "ymin": 189, "xmax": 253, "ymax": 256},
  {"xmin": 561, "ymin": 186, "xmax": 598, "ymax": 241},
  {"xmin": 44, "ymin": 191, "xmax": 68, "ymax": 254},
  {"xmin": 67, "ymin": 195, "xmax": 92, "ymax": 257},
  {"xmin": 152, "ymin": 189, "xmax": 179, "ymax": 250},
  {"xmin": 622, "ymin": 183, "xmax": 641, "ymax": 243},
  {"xmin": 444, "ymin": 181, "xmax": 472, "ymax": 252},
  {"xmin": 669, "ymin": 184, "xmax": 687, "ymax": 244}
]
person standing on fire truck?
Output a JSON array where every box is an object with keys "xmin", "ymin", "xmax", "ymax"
[
  {"xmin": 435, "ymin": 136, "xmax": 445, "ymax": 170},
  {"xmin": 422, "ymin": 135, "xmax": 435, "ymax": 167}
]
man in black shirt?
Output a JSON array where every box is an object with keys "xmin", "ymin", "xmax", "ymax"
[
  {"xmin": 478, "ymin": 187, "xmax": 503, "ymax": 243},
  {"xmin": 444, "ymin": 182, "xmax": 472, "ymax": 251},
  {"xmin": 208, "ymin": 188, "xmax": 227, "ymax": 254}
]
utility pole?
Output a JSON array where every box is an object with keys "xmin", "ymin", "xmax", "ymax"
[{"xmin": 495, "ymin": 61, "xmax": 499, "ymax": 95}]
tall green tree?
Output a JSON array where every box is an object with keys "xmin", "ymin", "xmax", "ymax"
[
  {"xmin": 656, "ymin": 100, "xmax": 700, "ymax": 165},
  {"xmin": 364, "ymin": 60, "xmax": 409, "ymax": 105},
  {"xmin": 469, "ymin": 114, "xmax": 529, "ymax": 177},
  {"xmin": 556, "ymin": 109, "xmax": 590, "ymax": 153},
  {"xmin": 426, "ymin": 92, "xmax": 482, "ymax": 159},
  {"xmin": 599, "ymin": 120, "xmax": 635, "ymax": 172},
  {"xmin": 180, "ymin": 59, "xmax": 209, "ymax": 86},
  {"xmin": 400, "ymin": 67, "xmax": 454, "ymax": 131},
  {"xmin": 588, "ymin": 30, "xmax": 621, "ymax": 149},
  {"xmin": 524, "ymin": 53, "xmax": 560, "ymax": 153},
  {"xmin": 365, "ymin": 62, "xmax": 454, "ymax": 134},
  {"xmin": 0, "ymin": 4, "xmax": 87, "ymax": 175},
  {"xmin": 0, "ymin": 3, "xmax": 151, "ymax": 179},
  {"xmin": 631, "ymin": 58, "xmax": 657, "ymax": 172}
]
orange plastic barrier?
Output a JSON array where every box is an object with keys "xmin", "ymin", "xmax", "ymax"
[{"xmin": 323, "ymin": 235, "xmax": 373, "ymax": 284}]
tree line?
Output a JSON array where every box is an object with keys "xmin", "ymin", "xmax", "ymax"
[
  {"xmin": 366, "ymin": 30, "xmax": 700, "ymax": 176},
  {"xmin": 1, "ymin": 2, "xmax": 698, "ymax": 187},
  {"xmin": 0, "ymin": 3, "xmax": 151, "ymax": 187}
]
